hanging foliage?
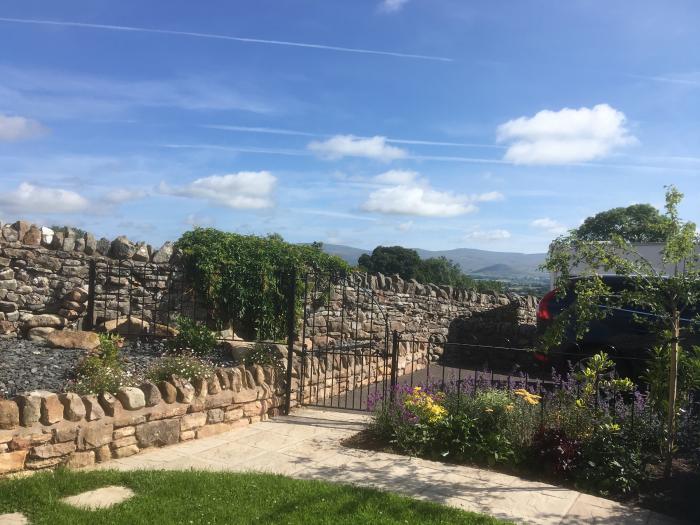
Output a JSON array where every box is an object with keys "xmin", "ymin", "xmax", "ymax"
[{"xmin": 174, "ymin": 228, "xmax": 349, "ymax": 341}]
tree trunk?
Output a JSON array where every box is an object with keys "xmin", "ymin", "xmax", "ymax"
[{"xmin": 665, "ymin": 312, "xmax": 680, "ymax": 477}]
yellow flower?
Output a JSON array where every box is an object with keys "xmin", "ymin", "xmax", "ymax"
[
  {"xmin": 505, "ymin": 404, "xmax": 514, "ymax": 412},
  {"xmin": 513, "ymin": 388, "xmax": 541, "ymax": 406}
]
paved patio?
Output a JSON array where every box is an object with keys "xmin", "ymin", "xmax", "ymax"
[{"xmin": 94, "ymin": 408, "xmax": 685, "ymax": 525}]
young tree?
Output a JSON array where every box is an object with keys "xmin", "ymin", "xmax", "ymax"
[{"xmin": 542, "ymin": 186, "xmax": 700, "ymax": 475}]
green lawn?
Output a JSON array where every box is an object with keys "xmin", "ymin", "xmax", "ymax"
[{"xmin": 0, "ymin": 469, "xmax": 510, "ymax": 524}]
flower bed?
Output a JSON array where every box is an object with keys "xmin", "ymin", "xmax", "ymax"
[{"xmin": 367, "ymin": 353, "xmax": 699, "ymax": 499}]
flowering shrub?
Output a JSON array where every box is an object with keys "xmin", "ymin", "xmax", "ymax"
[
  {"xmin": 368, "ymin": 352, "xmax": 680, "ymax": 497},
  {"xmin": 145, "ymin": 353, "xmax": 215, "ymax": 384},
  {"xmin": 67, "ymin": 334, "xmax": 134, "ymax": 395}
]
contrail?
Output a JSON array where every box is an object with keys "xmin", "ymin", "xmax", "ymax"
[
  {"xmin": 202, "ymin": 124, "xmax": 503, "ymax": 149},
  {"xmin": 0, "ymin": 16, "xmax": 453, "ymax": 62}
]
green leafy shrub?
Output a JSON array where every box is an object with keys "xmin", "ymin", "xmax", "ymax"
[
  {"xmin": 175, "ymin": 228, "xmax": 349, "ymax": 341},
  {"xmin": 167, "ymin": 316, "xmax": 217, "ymax": 356},
  {"xmin": 145, "ymin": 354, "xmax": 215, "ymax": 384},
  {"xmin": 574, "ymin": 424, "xmax": 645, "ymax": 495},
  {"xmin": 67, "ymin": 334, "xmax": 133, "ymax": 395},
  {"xmin": 243, "ymin": 343, "xmax": 285, "ymax": 372}
]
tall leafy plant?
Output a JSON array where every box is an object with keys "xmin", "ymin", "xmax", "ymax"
[
  {"xmin": 175, "ymin": 228, "xmax": 348, "ymax": 341},
  {"xmin": 541, "ymin": 186, "xmax": 700, "ymax": 475}
]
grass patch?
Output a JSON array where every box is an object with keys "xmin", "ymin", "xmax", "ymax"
[{"xmin": 0, "ymin": 469, "xmax": 510, "ymax": 524}]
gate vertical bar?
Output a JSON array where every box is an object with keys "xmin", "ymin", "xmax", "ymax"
[
  {"xmin": 284, "ymin": 268, "xmax": 297, "ymax": 415},
  {"xmin": 390, "ymin": 330, "xmax": 400, "ymax": 403},
  {"xmin": 85, "ymin": 259, "xmax": 96, "ymax": 330}
]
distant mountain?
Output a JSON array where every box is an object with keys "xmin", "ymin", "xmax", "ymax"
[
  {"xmin": 317, "ymin": 244, "xmax": 547, "ymax": 280},
  {"xmin": 471, "ymin": 263, "xmax": 520, "ymax": 278}
]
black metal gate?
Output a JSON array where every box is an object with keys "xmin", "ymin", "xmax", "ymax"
[{"xmin": 293, "ymin": 272, "xmax": 398, "ymax": 411}]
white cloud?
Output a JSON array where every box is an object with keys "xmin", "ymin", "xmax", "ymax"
[
  {"xmin": 464, "ymin": 229, "xmax": 512, "ymax": 241},
  {"xmin": 0, "ymin": 183, "xmax": 89, "ymax": 214},
  {"xmin": 184, "ymin": 214, "xmax": 215, "ymax": 227},
  {"xmin": 497, "ymin": 104, "xmax": 636, "ymax": 165},
  {"xmin": 397, "ymin": 220, "xmax": 414, "ymax": 232},
  {"xmin": 308, "ymin": 135, "xmax": 407, "ymax": 162},
  {"xmin": 160, "ymin": 171, "xmax": 276, "ymax": 209},
  {"xmin": 362, "ymin": 171, "xmax": 498, "ymax": 217},
  {"xmin": 102, "ymin": 188, "xmax": 148, "ymax": 204},
  {"xmin": 0, "ymin": 113, "xmax": 46, "ymax": 141},
  {"xmin": 472, "ymin": 191, "xmax": 504, "ymax": 202},
  {"xmin": 374, "ymin": 169, "xmax": 419, "ymax": 185},
  {"xmin": 531, "ymin": 217, "xmax": 567, "ymax": 235},
  {"xmin": 380, "ymin": 0, "xmax": 410, "ymax": 13}
]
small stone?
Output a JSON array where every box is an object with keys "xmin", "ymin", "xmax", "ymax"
[
  {"xmin": 180, "ymin": 412, "xmax": 207, "ymax": 432},
  {"xmin": 82, "ymin": 395, "xmax": 105, "ymax": 421},
  {"xmin": 0, "ymin": 450, "xmax": 27, "ymax": 475},
  {"xmin": 151, "ymin": 242, "xmax": 174, "ymax": 264},
  {"xmin": 77, "ymin": 422, "xmax": 113, "ymax": 450},
  {"xmin": 23, "ymin": 314, "xmax": 65, "ymax": 329},
  {"xmin": 84, "ymin": 233, "xmax": 97, "ymax": 255},
  {"xmin": 95, "ymin": 445, "xmax": 111, "ymax": 462},
  {"xmin": 45, "ymin": 330, "xmax": 99, "ymax": 351},
  {"xmin": 59, "ymin": 393, "xmax": 86, "ymax": 422},
  {"xmin": 132, "ymin": 243, "xmax": 150, "ymax": 262},
  {"xmin": 116, "ymin": 387, "xmax": 145, "ymax": 410},
  {"xmin": 40, "ymin": 226, "xmax": 54, "ymax": 247},
  {"xmin": 139, "ymin": 382, "xmax": 162, "ymax": 407},
  {"xmin": 65, "ymin": 450, "xmax": 95, "ymax": 469},
  {"xmin": 2, "ymin": 224, "xmax": 18, "ymax": 243},
  {"xmin": 109, "ymin": 236, "xmax": 136, "ymax": 259},
  {"xmin": 15, "ymin": 394, "xmax": 41, "ymax": 426},
  {"xmin": 11, "ymin": 221, "xmax": 31, "ymax": 242},
  {"xmin": 98, "ymin": 393, "xmax": 120, "ymax": 417},
  {"xmin": 0, "ymin": 400, "xmax": 20, "ymax": 430},
  {"xmin": 112, "ymin": 444, "xmax": 139, "ymax": 458},
  {"xmin": 0, "ymin": 268, "xmax": 13, "ymax": 280},
  {"xmin": 31, "ymin": 441, "xmax": 76, "ymax": 459},
  {"xmin": 23, "ymin": 226, "xmax": 41, "ymax": 246},
  {"xmin": 26, "ymin": 326, "xmax": 56, "ymax": 342},
  {"xmin": 207, "ymin": 408, "xmax": 224, "ymax": 424},
  {"xmin": 96, "ymin": 237, "xmax": 111, "ymax": 255},
  {"xmin": 135, "ymin": 419, "xmax": 180, "ymax": 448},
  {"xmin": 171, "ymin": 376, "xmax": 195, "ymax": 403},
  {"xmin": 158, "ymin": 381, "xmax": 177, "ymax": 404},
  {"xmin": 40, "ymin": 393, "xmax": 64, "ymax": 425}
]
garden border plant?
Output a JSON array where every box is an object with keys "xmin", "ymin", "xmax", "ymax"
[
  {"xmin": 540, "ymin": 185, "xmax": 700, "ymax": 474},
  {"xmin": 366, "ymin": 351, "xmax": 671, "ymax": 498}
]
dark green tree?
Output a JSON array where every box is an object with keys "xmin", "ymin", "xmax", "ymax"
[
  {"xmin": 358, "ymin": 246, "xmax": 422, "ymax": 279},
  {"xmin": 575, "ymin": 203, "xmax": 670, "ymax": 243}
]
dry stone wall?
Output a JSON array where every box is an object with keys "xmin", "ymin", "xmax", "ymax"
[
  {"xmin": 0, "ymin": 220, "xmax": 538, "ymax": 347},
  {"xmin": 0, "ymin": 363, "xmax": 284, "ymax": 475},
  {"xmin": 0, "ymin": 220, "xmax": 177, "ymax": 339},
  {"xmin": 305, "ymin": 273, "xmax": 538, "ymax": 349}
]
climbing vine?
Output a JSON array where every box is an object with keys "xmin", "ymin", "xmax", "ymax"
[{"xmin": 175, "ymin": 228, "xmax": 348, "ymax": 341}]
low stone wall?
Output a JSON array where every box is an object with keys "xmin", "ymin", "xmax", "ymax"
[
  {"xmin": 0, "ymin": 364, "xmax": 284, "ymax": 476},
  {"xmin": 291, "ymin": 338, "xmax": 433, "ymax": 406}
]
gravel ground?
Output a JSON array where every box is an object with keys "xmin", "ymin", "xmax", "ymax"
[{"xmin": 0, "ymin": 337, "xmax": 235, "ymax": 397}]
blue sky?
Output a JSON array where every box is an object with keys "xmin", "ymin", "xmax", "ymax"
[{"xmin": 0, "ymin": 0, "xmax": 698, "ymax": 253}]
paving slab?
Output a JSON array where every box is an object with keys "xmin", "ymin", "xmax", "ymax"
[
  {"xmin": 92, "ymin": 407, "xmax": 685, "ymax": 525},
  {"xmin": 0, "ymin": 513, "xmax": 28, "ymax": 525},
  {"xmin": 61, "ymin": 485, "xmax": 135, "ymax": 510}
]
